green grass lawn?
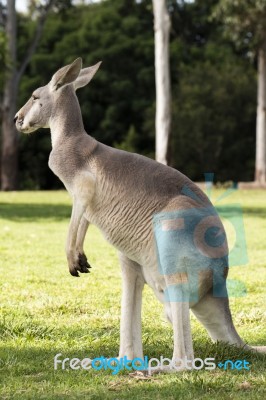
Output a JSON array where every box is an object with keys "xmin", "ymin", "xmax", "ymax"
[{"xmin": 0, "ymin": 190, "xmax": 265, "ymax": 399}]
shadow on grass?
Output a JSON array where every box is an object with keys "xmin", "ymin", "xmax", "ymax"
[
  {"xmin": 243, "ymin": 207, "xmax": 266, "ymax": 218},
  {"xmin": 0, "ymin": 341, "xmax": 265, "ymax": 400},
  {"xmin": 0, "ymin": 203, "xmax": 71, "ymax": 221},
  {"xmin": 1, "ymin": 203, "xmax": 266, "ymax": 222},
  {"xmin": 217, "ymin": 206, "xmax": 266, "ymax": 219}
]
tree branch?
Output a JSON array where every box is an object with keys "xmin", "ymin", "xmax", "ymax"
[{"xmin": 16, "ymin": 0, "xmax": 55, "ymax": 84}]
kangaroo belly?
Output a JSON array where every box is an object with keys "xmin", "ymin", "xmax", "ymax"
[{"xmin": 86, "ymin": 199, "xmax": 156, "ymax": 265}]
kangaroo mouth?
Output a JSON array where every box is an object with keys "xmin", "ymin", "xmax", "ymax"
[{"xmin": 16, "ymin": 122, "xmax": 39, "ymax": 134}]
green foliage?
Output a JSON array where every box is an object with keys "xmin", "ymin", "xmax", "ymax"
[
  {"xmin": 213, "ymin": 0, "xmax": 266, "ymax": 49},
  {"xmin": 169, "ymin": 0, "xmax": 257, "ymax": 181},
  {"xmin": 0, "ymin": 190, "xmax": 265, "ymax": 398},
  {"xmin": 115, "ymin": 124, "xmax": 139, "ymax": 152},
  {"xmin": 13, "ymin": 0, "xmax": 259, "ymax": 187},
  {"xmin": 171, "ymin": 45, "xmax": 256, "ymax": 181}
]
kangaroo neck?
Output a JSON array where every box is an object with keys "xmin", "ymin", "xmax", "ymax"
[{"xmin": 49, "ymin": 85, "xmax": 88, "ymax": 148}]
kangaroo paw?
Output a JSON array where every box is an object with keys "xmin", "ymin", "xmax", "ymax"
[
  {"xmin": 69, "ymin": 253, "xmax": 91, "ymax": 277},
  {"xmin": 78, "ymin": 253, "xmax": 91, "ymax": 273}
]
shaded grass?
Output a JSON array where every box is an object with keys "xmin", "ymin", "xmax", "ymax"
[{"xmin": 0, "ymin": 190, "xmax": 265, "ymax": 399}]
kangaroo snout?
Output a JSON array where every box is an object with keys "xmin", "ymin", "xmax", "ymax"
[{"xmin": 14, "ymin": 112, "xmax": 23, "ymax": 126}]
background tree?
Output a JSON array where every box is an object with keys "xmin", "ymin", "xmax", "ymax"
[
  {"xmin": 0, "ymin": 0, "xmax": 58, "ymax": 190},
  {"xmin": 213, "ymin": 0, "xmax": 266, "ymax": 184},
  {"xmin": 152, "ymin": 0, "xmax": 171, "ymax": 165},
  {"xmin": 1, "ymin": 0, "xmax": 17, "ymax": 191},
  {"xmin": 169, "ymin": 0, "xmax": 256, "ymax": 182}
]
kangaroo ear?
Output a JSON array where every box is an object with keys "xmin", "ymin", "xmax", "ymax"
[
  {"xmin": 51, "ymin": 58, "xmax": 83, "ymax": 91},
  {"xmin": 74, "ymin": 61, "xmax": 102, "ymax": 90}
]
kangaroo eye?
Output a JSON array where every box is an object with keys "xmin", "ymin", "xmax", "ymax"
[{"xmin": 32, "ymin": 95, "xmax": 39, "ymax": 101}]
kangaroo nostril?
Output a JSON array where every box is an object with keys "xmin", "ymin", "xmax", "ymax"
[{"xmin": 14, "ymin": 115, "xmax": 18, "ymax": 123}]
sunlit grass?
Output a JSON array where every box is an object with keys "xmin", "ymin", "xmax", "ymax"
[{"xmin": 0, "ymin": 190, "xmax": 265, "ymax": 399}]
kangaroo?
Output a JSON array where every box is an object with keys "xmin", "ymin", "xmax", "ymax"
[{"xmin": 15, "ymin": 58, "xmax": 265, "ymax": 370}]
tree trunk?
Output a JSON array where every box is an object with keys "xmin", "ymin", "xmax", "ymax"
[
  {"xmin": 1, "ymin": 0, "xmax": 18, "ymax": 190},
  {"xmin": 152, "ymin": 0, "xmax": 171, "ymax": 165},
  {"xmin": 255, "ymin": 45, "xmax": 266, "ymax": 184},
  {"xmin": 1, "ymin": 0, "xmax": 55, "ymax": 190}
]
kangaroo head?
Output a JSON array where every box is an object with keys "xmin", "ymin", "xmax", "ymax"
[{"xmin": 15, "ymin": 58, "xmax": 101, "ymax": 134}]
